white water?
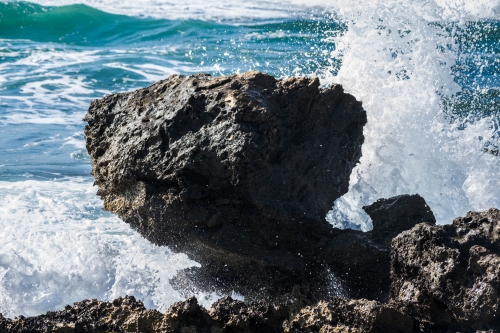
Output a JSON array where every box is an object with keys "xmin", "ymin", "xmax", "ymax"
[
  {"xmin": 0, "ymin": 179, "xmax": 203, "ymax": 317},
  {"xmin": 11, "ymin": 0, "xmax": 321, "ymax": 22},
  {"xmin": 1, "ymin": 0, "xmax": 500, "ymax": 318},
  {"xmin": 322, "ymin": 0, "xmax": 500, "ymax": 229}
]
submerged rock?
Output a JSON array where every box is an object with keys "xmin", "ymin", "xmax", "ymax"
[{"xmin": 390, "ymin": 208, "xmax": 500, "ymax": 331}]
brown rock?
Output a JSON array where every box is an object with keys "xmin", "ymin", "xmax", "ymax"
[{"xmin": 285, "ymin": 298, "xmax": 413, "ymax": 333}]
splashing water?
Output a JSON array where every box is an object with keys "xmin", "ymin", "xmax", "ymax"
[
  {"xmin": 323, "ymin": 0, "xmax": 500, "ymax": 230},
  {"xmin": 0, "ymin": 0, "xmax": 499, "ymax": 317}
]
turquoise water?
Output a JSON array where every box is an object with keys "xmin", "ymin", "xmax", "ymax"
[
  {"xmin": 0, "ymin": 2, "xmax": 341, "ymax": 181},
  {"xmin": 0, "ymin": 0, "xmax": 499, "ymax": 317}
]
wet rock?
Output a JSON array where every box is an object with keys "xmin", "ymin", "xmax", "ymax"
[
  {"xmin": 84, "ymin": 70, "xmax": 441, "ymax": 303},
  {"xmin": 209, "ymin": 296, "xmax": 289, "ymax": 333},
  {"xmin": 2, "ymin": 296, "xmax": 409, "ymax": 333},
  {"xmin": 0, "ymin": 296, "xmax": 166, "ymax": 333},
  {"xmin": 285, "ymin": 298, "xmax": 413, "ymax": 333},
  {"xmin": 84, "ymin": 71, "xmax": 366, "ymax": 262},
  {"xmin": 317, "ymin": 194, "xmax": 436, "ymax": 302},
  {"xmin": 84, "ymin": 71, "xmax": 367, "ymax": 298},
  {"xmin": 363, "ymin": 194, "xmax": 436, "ymax": 247},
  {"xmin": 390, "ymin": 208, "xmax": 500, "ymax": 332}
]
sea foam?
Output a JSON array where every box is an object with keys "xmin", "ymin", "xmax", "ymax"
[
  {"xmin": 0, "ymin": 178, "xmax": 198, "ymax": 317},
  {"xmin": 322, "ymin": 0, "xmax": 500, "ymax": 229}
]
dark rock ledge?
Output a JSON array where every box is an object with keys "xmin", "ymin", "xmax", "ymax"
[{"xmin": 1, "ymin": 208, "xmax": 499, "ymax": 332}]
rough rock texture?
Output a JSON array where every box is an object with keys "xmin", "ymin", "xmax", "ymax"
[
  {"xmin": 0, "ymin": 296, "xmax": 167, "ymax": 333},
  {"xmin": 84, "ymin": 71, "xmax": 370, "ymax": 297},
  {"xmin": 84, "ymin": 71, "xmax": 439, "ymax": 302},
  {"xmin": 84, "ymin": 71, "xmax": 366, "ymax": 263},
  {"xmin": 3, "ymin": 209, "xmax": 498, "ymax": 332},
  {"xmin": 314, "ymin": 194, "xmax": 436, "ymax": 302},
  {"xmin": 390, "ymin": 208, "xmax": 500, "ymax": 332},
  {"xmin": 285, "ymin": 298, "xmax": 413, "ymax": 333},
  {"xmin": 157, "ymin": 193, "xmax": 436, "ymax": 304},
  {"xmin": 0, "ymin": 296, "xmax": 412, "ymax": 333},
  {"xmin": 363, "ymin": 194, "xmax": 436, "ymax": 247}
]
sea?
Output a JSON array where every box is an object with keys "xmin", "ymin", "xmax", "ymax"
[{"xmin": 0, "ymin": 0, "xmax": 499, "ymax": 318}]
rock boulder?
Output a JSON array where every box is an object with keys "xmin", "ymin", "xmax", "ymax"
[
  {"xmin": 84, "ymin": 71, "xmax": 440, "ymax": 303},
  {"xmin": 84, "ymin": 71, "xmax": 366, "ymax": 293},
  {"xmin": 390, "ymin": 208, "xmax": 500, "ymax": 331}
]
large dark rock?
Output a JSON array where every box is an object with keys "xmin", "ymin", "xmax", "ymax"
[
  {"xmin": 84, "ymin": 71, "xmax": 439, "ymax": 303},
  {"xmin": 390, "ymin": 208, "xmax": 500, "ymax": 332},
  {"xmin": 316, "ymin": 194, "xmax": 436, "ymax": 302},
  {"xmin": 84, "ymin": 71, "xmax": 367, "ymax": 295}
]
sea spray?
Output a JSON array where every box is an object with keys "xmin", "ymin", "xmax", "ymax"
[
  {"xmin": 0, "ymin": 178, "xmax": 202, "ymax": 317},
  {"xmin": 1, "ymin": 0, "xmax": 499, "ymax": 318},
  {"xmin": 322, "ymin": 0, "xmax": 500, "ymax": 229}
]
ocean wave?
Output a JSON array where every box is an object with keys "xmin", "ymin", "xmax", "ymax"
[{"xmin": 0, "ymin": 178, "xmax": 199, "ymax": 317}]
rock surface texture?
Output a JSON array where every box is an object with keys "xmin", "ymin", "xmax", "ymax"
[
  {"xmin": 84, "ymin": 71, "xmax": 441, "ymax": 302},
  {"xmin": 363, "ymin": 194, "xmax": 436, "ymax": 247},
  {"xmin": 390, "ymin": 208, "xmax": 500, "ymax": 332},
  {"xmin": 2, "ymin": 209, "xmax": 498, "ymax": 332},
  {"xmin": 320, "ymin": 194, "xmax": 437, "ymax": 302},
  {"xmin": 84, "ymin": 71, "xmax": 370, "ymax": 297},
  {"xmin": 285, "ymin": 298, "xmax": 413, "ymax": 333},
  {"xmin": 0, "ymin": 296, "xmax": 411, "ymax": 333}
]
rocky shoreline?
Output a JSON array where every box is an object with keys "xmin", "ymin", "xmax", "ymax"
[
  {"xmin": 2, "ymin": 72, "xmax": 498, "ymax": 332},
  {"xmin": 1, "ymin": 208, "xmax": 498, "ymax": 332}
]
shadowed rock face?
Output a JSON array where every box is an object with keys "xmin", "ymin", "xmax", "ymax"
[
  {"xmin": 84, "ymin": 71, "xmax": 366, "ymax": 291},
  {"xmin": 363, "ymin": 194, "xmax": 436, "ymax": 247},
  {"xmin": 390, "ymin": 208, "xmax": 500, "ymax": 332},
  {"xmin": 84, "ymin": 71, "xmax": 443, "ymax": 303},
  {"xmin": 316, "ymin": 194, "xmax": 436, "ymax": 302}
]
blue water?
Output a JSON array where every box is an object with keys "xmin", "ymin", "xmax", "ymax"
[{"xmin": 0, "ymin": 0, "xmax": 499, "ymax": 317}]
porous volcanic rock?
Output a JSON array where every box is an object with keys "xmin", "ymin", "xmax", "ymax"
[
  {"xmin": 0, "ymin": 296, "xmax": 168, "ymax": 333},
  {"xmin": 316, "ymin": 194, "xmax": 436, "ymax": 302},
  {"xmin": 0, "ymin": 296, "xmax": 412, "ymax": 333},
  {"xmin": 84, "ymin": 71, "xmax": 440, "ymax": 302},
  {"xmin": 84, "ymin": 71, "xmax": 366, "ymax": 295},
  {"xmin": 285, "ymin": 298, "xmax": 413, "ymax": 333},
  {"xmin": 390, "ymin": 208, "xmax": 500, "ymax": 332}
]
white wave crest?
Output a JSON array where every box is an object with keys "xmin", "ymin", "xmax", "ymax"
[{"xmin": 321, "ymin": 0, "xmax": 500, "ymax": 229}]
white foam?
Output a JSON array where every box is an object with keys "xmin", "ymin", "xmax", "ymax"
[
  {"xmin": 12, "ymin": 0, "xmax": 500, "ymax": 22},
  {"xmin": 0, "ymin": 178, "xmax": 198, "ymax": 317},
  {"xmin": 62, "ymin": 132, "xmax": 86, "ymax": 149},
  {"xmin": 321, "ymin": 0, "xmax": 500, "ymax": 228},
  {"xmin": 0, "ymin": 49, "xmax": 106, "ymax": 125},
  {"xmin": 0, "ymin": 107, "xmax": 85, "ymax": 125}
]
